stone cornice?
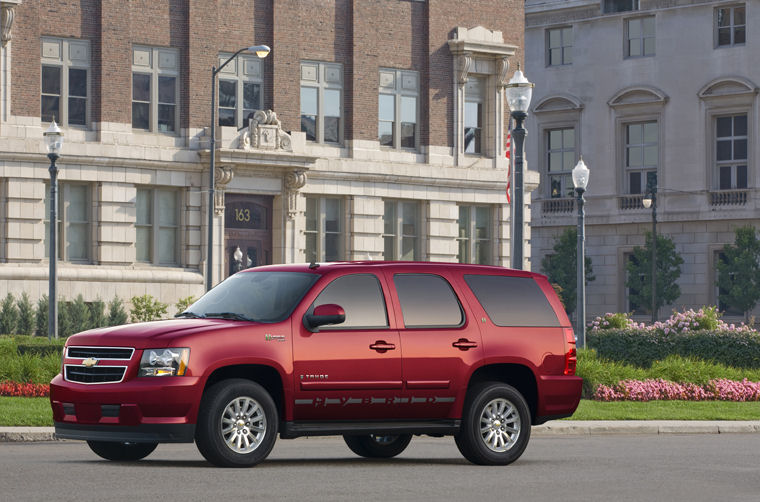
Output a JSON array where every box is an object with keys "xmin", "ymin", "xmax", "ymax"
[{"xmin": 0, "ymin": 151, "xmax": 202, "ymax": 171}]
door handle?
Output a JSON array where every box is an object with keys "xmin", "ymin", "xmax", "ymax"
[
  {"xmin": 370, "ymin": 341, "xmax": 396, "ymax": 352},
  {"xmin": 452, "ymin": 338, "xmax": 478, "ymax": 350}
]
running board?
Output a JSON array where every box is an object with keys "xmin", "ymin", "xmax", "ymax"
[{"xmin": 280, "ymin": 419, "xmax": 461, "ymax": 439}]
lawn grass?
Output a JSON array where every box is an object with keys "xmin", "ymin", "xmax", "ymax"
[
  {"xmin": 0, "ymin": 397, "xmax": 53, "ymax": 426},
  {"xmin": 568, "ymin": 399, "xmax": 760, "ymax": 421}
]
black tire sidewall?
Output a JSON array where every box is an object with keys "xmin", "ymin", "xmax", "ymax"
[
  {"xmin": 86, "ymin": 440, "xmax": 158, "ymax": 461},
  {"xmin": 455, "ymin": 382, "xmax": 531, "ymax": 465},
  {"xmin": 195, "ymin": 379, "xmax": 278, "ymax": 467},
  {"xmin": 343, "ymin": 434, "xmax": 412, "ymax": 458}
]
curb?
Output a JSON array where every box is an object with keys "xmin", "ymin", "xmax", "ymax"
[{"xmin": 3, "ymin": 421, "xmax": 760, "ymax": 442}]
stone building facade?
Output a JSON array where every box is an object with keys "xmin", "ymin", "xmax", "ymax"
[
  {"xmin": 526, "ymin": 0, "xmax": 759, "ymax": 321},
  {"xmin": 0, "ymin": 0, "xmax": 531, "ymax": 308}
]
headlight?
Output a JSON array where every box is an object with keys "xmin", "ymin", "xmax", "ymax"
[{"xmin": 139, "ymin": 348, "xmax": 190, "ymax": 377}]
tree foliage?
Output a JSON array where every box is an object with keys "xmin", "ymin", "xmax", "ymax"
[
  {"xmin": 541, "ymin": 227, "xmax": 595, "ymax": 316},
  {"xmin": 130, "ymin": 294, "xmax": 168, "ymax": 323},
  {"xmin": 626, "ymin": 231, "xmax": 684, "ymax": 315},
  {"xmin": 716, "ymin": 226, "xmax": 760, "ymax": 322}
]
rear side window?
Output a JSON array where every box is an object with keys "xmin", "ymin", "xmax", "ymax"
[
  {"xmin": 312, "ymin": 274, "xmax": 388, "ymax": 329},
  {"xmin": 464, "ymin": 275, "xmax": 560, "ymax": 327},
  {"xmin": 394, "ymin": 274, "xmax": 463, "ymax": 328}
]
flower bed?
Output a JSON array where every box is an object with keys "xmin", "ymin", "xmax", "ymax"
[
  {"xmin": 593, "ymin": 378, "xmax": 760, "ymax": 402},
  {"xmin": 0, "ymin": 381, "xmax": 49, "ymax": 397}
]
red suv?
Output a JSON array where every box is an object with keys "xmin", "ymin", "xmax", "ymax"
[{"xmin": 51, "ymin": 262, "xmax": 581, "ymax": 466}]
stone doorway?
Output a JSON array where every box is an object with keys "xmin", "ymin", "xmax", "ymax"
[{"xmin": 224, "ymin": 194, "xmax": 273, "ymax": 277}]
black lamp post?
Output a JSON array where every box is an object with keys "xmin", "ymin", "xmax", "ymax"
[
  {"xmin": 504, "ymin": 64, "xmax": 533, "ymax": 270},
  {"xmin": 44, "ymin": 120, "xmax": 63, "ymax": 340},
  {"xmin": 207, "ymin": 44, "xmax": 270, "ymax": 292},
  {"xmin": 571, "ymin": 158, "xmax": 589, "ymax": 347},
  {"xmin": 642, "ymin": 179, "xmax": 657, "ymax": 323}
]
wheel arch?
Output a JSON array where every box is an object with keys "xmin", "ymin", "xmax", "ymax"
[
  {"xmin": 466, "ymin": 364, "xmax": 538, "ymax": 424},
  {"xmin": 202, "ymin": 365, "xmax": 284, "ymax": 420}
]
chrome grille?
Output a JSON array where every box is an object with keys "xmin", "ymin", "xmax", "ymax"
[
  {"xmin": 66, "ymin": 346, "xmax": 134, "ymax": 360},
  {"xmin": 64, "ymin": 365, "xmax": 127, "ymax": 384}
]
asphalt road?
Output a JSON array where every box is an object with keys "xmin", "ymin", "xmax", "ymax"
[{"xmin": 2, "ymin": 434, "xmax": 759, "ymax": 501}]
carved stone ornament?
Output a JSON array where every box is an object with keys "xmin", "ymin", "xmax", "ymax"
[
  {"xmin": 284, "ymin": 171, "xmax": 307, "ymax": 220},
  {"xmin": 456, "ymin": 54, "xmax": 472, "ymax": 85},
  {"xmin": 214, "ymin": 165, "xmax": 234, "ymax": 215},
  {"xmin": 498, "ymin": 57, "xmax": 510, "ymax": 88},
  {"xmin": 1, "ymin": 1, "xmax": 20, "ymax": 48},
  {"xmin": 240, "ymin": 109, "xmax": 293, "ymax": 151}
]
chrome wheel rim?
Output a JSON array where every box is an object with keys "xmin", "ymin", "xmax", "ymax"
[
  {"xmin": 479, "ymin": 397, "xmax": 520, "ymax": 452},
  {"xmin": 220, "ymin": 396, "xmax": 266, "ymax": 454}
]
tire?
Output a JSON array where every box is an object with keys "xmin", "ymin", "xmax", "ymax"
[
  {"xmin": 86, "ymin": 441, "xmax": 158, "ymax": 461},
  {"xmin": 343, "ymin": 434, "xmax": 412, "ymax": 458},
  {"xmin": 195, "ymin": 379, "xmax": 278, "ymax": 467},
  {"xmin": 454, "ymin": 382, "xmax": 531, "ymax": 466}
]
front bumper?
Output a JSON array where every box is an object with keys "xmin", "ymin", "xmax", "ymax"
[{"xmin": 50, "ymin": 373, "xmax": 202, "ymax": 443}]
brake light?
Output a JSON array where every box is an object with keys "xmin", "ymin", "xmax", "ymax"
[{"xmin": 563, "ymin": 327, "xmax": 577, "ymax": 376}]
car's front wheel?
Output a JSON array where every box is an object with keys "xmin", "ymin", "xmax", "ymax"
[
  {"xmin": 195, "ymin": 379, "xmax": 278, "ymax": 467},
  {"xmin": 343, "ymin": 434, "xmax": 412, "ymax": 458},
  {"xmin": 454, "ymin": 382, "xmax": 531, "ymax": 465},
  {"xmin": 87, "ymin": 440, "xmax": 158, "ymax": 461}
]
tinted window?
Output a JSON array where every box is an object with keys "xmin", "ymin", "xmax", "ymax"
[
  {"xmin": 394, "ymin": 274, "xmax": 463, "ymax": 327},
  {"xmin": 313, "ymin": 274, "xmax": 388, "ymax": 328},
  {"xmin": 464, "ymin": 275, "xmax": 560, "ymax": 327}
]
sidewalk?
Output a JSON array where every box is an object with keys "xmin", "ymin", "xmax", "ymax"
[{"xmin": 2, "ymin": 421, "xmax": 760, "ymax": 442}]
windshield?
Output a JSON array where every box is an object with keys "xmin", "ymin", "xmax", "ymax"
[{"xmin": 182, "ymin": 271, "xmax": 318, "ymax": 323}]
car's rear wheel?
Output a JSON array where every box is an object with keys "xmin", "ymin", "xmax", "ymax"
[
  {"xmin": 343, "ymin": 434, "xmax": 412, "ymax": 458},
  {"xmin": 86, "ymin": 440, "xmax": 158, "ymax": 461},
  {"xmin": 455, "ymin": 382, "xmax": 531, "ymax": 465},
  {"xmin": 195, "ymin": 379, "xmax": 278, "ymax": 467}
]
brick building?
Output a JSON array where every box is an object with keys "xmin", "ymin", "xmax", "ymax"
[{"xmin": 0, "ymin": 0, "xmax": 530, "ymax": 308}]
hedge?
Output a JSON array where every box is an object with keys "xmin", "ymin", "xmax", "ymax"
[{"xmin": 586, "ymin": 329, "xmax": 760, "ymax": 369}]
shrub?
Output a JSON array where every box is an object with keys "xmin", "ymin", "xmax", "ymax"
[
  {"xmin": 89, "ymin": 298, "xmax": 107, "ymax": 329},
  {"xmin": 35, "ymin": 295, "xmax": 48, "ymax": 337},
  {"xmin": 108, "ymin": 297, "xmax": 128, "ymax": 326},
  {"xmin": 17, "ymin": 293, "xmax": 35, "ymax": 336},
  {"xmin": 0, "ymin": 293, "xmax": 19, "ymax": 335},
  {"xmin": 175, "ymin": 296, "xmax": 197, "ymax": 316},
  {"xmin": 62, "ymin": 295, "xmax": 92, "ymax": 337},
  {"xmin": 130, "ymin": 294, "xmax": 168, "ymax": 323}
]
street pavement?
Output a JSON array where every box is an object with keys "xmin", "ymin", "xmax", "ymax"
[{"xmin": 2, "ymin": 420, "xmax": 760, "ymax": 442}]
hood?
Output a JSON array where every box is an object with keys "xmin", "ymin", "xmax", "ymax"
[{"xmin": 65, "ymin": 319, "xmax": 248, "ymax": 349}]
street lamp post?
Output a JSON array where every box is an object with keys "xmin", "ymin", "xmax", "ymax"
[
  {"xmin": 504, "ymin": 64, "xmax": 533, "ymax": 270},
  {"xmin": 571, "ymin": 158, "xmax": 589, "ymax": 348},
  {"xmin": 207, "ymin": 44, "xmax": 270, "ymax": 292},
  {"xmin": 642, "ymin": 179, "xmax": 657, "ymax": 323},
  {"xmin": 44, "ymin": 121, "xmax": 63, "ymax": 340}
]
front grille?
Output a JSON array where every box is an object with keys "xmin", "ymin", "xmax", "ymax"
[
  {"xmin": 67, "ymin": 346, "xmax": 134, "ymax": 360},
  {"xmin": 64, "ymin": 365, "xmax": 127, "ymax": 384}
]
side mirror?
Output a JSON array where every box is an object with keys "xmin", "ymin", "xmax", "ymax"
[{"xmin": 303, "ymin": 304, "xmax": 346, "ymax": 333}]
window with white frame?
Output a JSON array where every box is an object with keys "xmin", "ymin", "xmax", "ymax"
[
  {"xmin": 547, "ymin": 27, "xmax": 573, "ymax": 66},
  {"xmin": 547, "ymin": 128, "xmax": 576, "ymax": 198},
  {"xmin": 604, "ymin": 0, "xmax": 639, "ymax": 14},
  {"xmin": 305, "ymin": 197, "xmax": 344, "ymax": 262},
  {"xmin": 378, "ymin": 69, "xmax": 419, "ymax": 149},
  {"xmin": 300, "ymin": 61, "xmax": 343, "ymax": 144},
  {"xmin": 715, "ymin": 4, "xmax": 745, "ymax": 47},
  {"xmin": 44, "ymin": 183, "xmax": 91, "ymax": 262},
  {"xmin": 715, "ymin": 114, "xmax": 748, "ymax": 190},
  {"xmin": 457, "ymin": 205, "xmax": 491, "ymax": 264},
  {"xmin": 626, "ymin": 16, "xmax": 655, "ymax": 58},
  {"xmin": 132, "ymin": 46, "xmax": 179, "ymax": 133},
  {"xmin": 217, "ymin": 53, "xmax": 262, "ymax": 128},
  {"xmin": 464, "ymin": 77, "xmax": 484, "ymax": 155},
  {"xmin": 624, "ymin": 121, "xmax": 658, "ymax": 194},
  {"xmin": 40, "ymin": 37, "xmax": 90, "ymax": 126},
  {"xmin": 383, "ymin": 200, "xmax": 420, "ymax": 261},
  {"xmin": 136, "ymin": 188, "xmax": 180, "ymax": 265}
]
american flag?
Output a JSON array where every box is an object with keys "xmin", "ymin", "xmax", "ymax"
[{"xmin": 505, "ymin": 118, "xmax": 513, "ymax": 204}]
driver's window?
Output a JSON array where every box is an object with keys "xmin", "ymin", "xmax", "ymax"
[{"xmin": 312, "ymin": 274, "xmax": 388, "ymax": 329}]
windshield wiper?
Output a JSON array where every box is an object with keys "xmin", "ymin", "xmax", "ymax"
[
  {"xmin": 175, "ymin": 311, "xmax": 203, "ymax": 318},
  {"xmin": 203, "ymin": 312, "xmax": 256, "ymax": 322}
]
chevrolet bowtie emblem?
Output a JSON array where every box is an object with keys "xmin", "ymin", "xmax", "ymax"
[{"xmin": 82, "ymin": 357, "xmax": 98, "ymax": 368}]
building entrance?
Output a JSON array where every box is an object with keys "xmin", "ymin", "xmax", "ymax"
[{"xmin": 224, "ymin": 194, "xmax": 273, "ymax": 277}]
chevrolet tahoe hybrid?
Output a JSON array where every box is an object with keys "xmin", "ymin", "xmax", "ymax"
[{"xmin": 51, "ymin": 262, "xmax": 581, "ymax": 467}]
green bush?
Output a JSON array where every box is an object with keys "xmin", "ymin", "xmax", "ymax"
[
  {"xmin": 35, "ymin": 295, "xmax": 48, "ymax": 337},
  {"xmin": 17, "ymin": 293, "xmax": 35, "ymax": 336},
  {"xmin": 587, "ymin": 329, "xmax": 760, "ymax": 368},
  {"xmin": 175, "ymin": 296, "xmax": 197, "ymax": 316},
  {"xmin": 0, "ymin": 293, "xmax": 19, "ymax": 335},
  {"xmin": 108, "ymin": 297, "xmax": 128, "ymax": 326},
  {"xmin": 0, "ymin": 336, "xmax": 63, "ymax": 384},
  {"xmin": 130, "ymin": 294, "xmax": 168, "ymax": 323}
]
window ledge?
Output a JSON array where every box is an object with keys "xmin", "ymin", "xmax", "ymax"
[{"xmin": 709, "ymin": 189, "xmax": 749, "ymax": 207}]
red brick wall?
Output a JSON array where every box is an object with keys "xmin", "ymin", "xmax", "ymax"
[{"xmin": 11, "ymin": 0, "xmax": 524, "ymax": 148}]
